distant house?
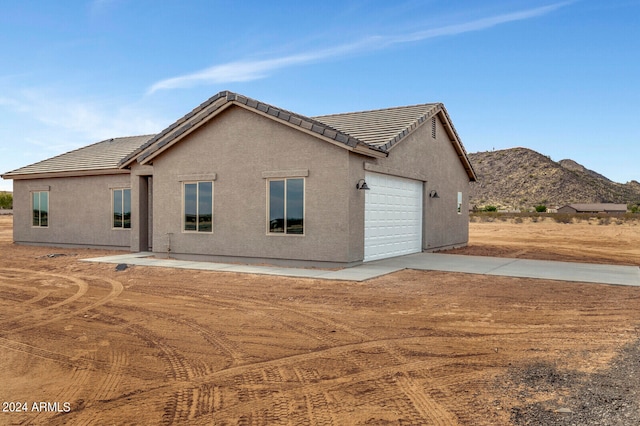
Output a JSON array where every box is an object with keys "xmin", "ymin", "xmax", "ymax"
[
  {"xmin": 2, "ymin": 91, "xmax": 477, "ymax": 266},
  {"xmin": 557, "ymin": 203, "xmax": 627, "ymax": 214}
]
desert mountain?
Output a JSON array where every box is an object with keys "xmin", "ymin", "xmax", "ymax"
[{"xmin": 468, "ymin": 147, "xmax": 640, "ymax": 210}]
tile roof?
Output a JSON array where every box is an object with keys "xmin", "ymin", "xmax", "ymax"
[
  {"xmin": 2, "ymin": 135, "xmax": 154, "ymax": 178},
  {"xmin": 127, "ymin": 91, "xmax": 386, "ymax": 166},
  {"xmin": 562, "ymin": 203, "xmax": 628, "ymax": 212},
  {"xmin": 313, "ymin": 103, "xmax": 440, "ymax": 149},
  {"xmin": 3, "ymin": 91, "xmax": 476, "ymax": 181}
]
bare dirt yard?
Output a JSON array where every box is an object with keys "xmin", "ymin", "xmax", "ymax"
[{"xmin": 1, "ymin": 215, "xmax": 639, "ymax": 425}]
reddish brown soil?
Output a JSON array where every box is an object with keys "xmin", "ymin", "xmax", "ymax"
[
  {"xmin": 449, "ymin": 216, "xmax": 640, "ymax": 265},
  {"xmin": 1, "ymin": 215, "xmax": 639, "ymax": 425}
]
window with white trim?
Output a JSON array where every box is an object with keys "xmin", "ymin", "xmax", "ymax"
[
  {"xmin": 113, "ymin": 188, "xmax": 131, "ymax": 229},
  {"xmin": 32, "ymin": 191, "xmax": 49, "ymax": 227},
  {"xmin": 268, "ymin": 178, "xmax": 304, "ymax": 235},
  {"xmin": 457, "ymin": 191, "xmax": 463, "ymax": 214},
  {"xmin": 183, "ymin": 182, "xmax": 213, "ymax": 232}
]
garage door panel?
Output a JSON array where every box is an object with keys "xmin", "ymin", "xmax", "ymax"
[{"xmin": 364, "ymin": 172, "xmax": 423, "ymax": 262}]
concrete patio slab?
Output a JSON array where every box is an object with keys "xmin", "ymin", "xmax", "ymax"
[{"xmin": 81, "ymin": 252, "xmax": 640, "ymax": 286}]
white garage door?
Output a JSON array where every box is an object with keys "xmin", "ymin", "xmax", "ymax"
[{"xmin": 364, "ymin": 172, "xmax": 423, "ymax": 262}]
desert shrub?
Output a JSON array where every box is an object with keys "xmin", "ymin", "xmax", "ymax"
[
  {"xmin": 484, "ymin": 205, "xmax": 498, "ymax": 212},
  {"xmin": 0, "ymin": 192, "xmax": 12, "ymax": 209},
  {"xmin": 534, "ymin": 205, "xmax": 547, "ymax": 213},
  {"xmin": 514, "ymin": 216, "xmax": 524, "ymax": 224},
  {"xmin": 598, "ymin": 216, "xmax": 611, "ymax": 225},
  {"xmin": 553, "ymin": 214, "xmax": 573, "ymax": 224}
]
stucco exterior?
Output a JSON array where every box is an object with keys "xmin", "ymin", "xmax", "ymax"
[
  {"xmin": 3, "ymin": 91, "xmax": 475, "ymax": 267},
  {"xmin": 361, "ymin": 113, "xmax": 470, "ymax": 252},
  {"xmin": 12, "ymin": 174, "xmax": 131, "ymax": 249},
  {"xmin": 149, "ymin": 106, "xmax": 355, "ymax": 264}
]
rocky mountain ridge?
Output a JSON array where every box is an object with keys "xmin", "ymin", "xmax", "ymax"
[{"xmin": 468, "ymin": 147, "xmax": 640, "ymax": 210}]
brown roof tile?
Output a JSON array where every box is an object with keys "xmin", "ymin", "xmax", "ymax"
[
  {"xmin": 313, "ymin": 103, "xmax": 440, "ymax": 149},
  {"xmin": 4, "ymin": 91, "xmax": 476, "ymax": 181},
  {"xmin": 2, "ymin": 135, "xmax": 154, "ymax": 178},
  {"xmin": 133, "ymin": 91, "xmax": 377, "ymax": 164}
]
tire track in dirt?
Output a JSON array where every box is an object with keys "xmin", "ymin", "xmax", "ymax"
[
  {"xmin": 293, "ymin": 366, "xmax": 335, "ymax": 426},
  {"xmin": 0, "ymin": 282, "xmax": 43, "ymax": 304},
  {"xmin": 125, "ymin": 323, "xmax": 195, "ymax": 425},
  {"xmin": 121, "ymin": 292, "xmax": 371, "ymax": 423},
  {"xmin": 0, "ymin": 271, "xmax": 123, "ymax": 334},
  {"xmin": 0, "ymin": 268, "xmax": 88, "ymax": 331},
  {"xmin": 234, "ymin": 295, "xmax": 446, "ymax": 424},
  {"xmin": 24, "ymin": 353, "xmax": 96, "ymax": 425},
  {"xmin": 94, "ymin": 312, "xmax": 198, "ymax": 426},
  {"xmin": 92, "ymin": 349, "xmax": 128, "ymax": 402},
  {"xmin": 155, "ymin": 311, "xmax": 247, "ymax": 368},
  {"xmin": 112, "ymin": 306, "xmax": 248, "ymax": 423},
  {"xmin": 180, "ymin": 298, "xmax": 483, "ymax": 424},
  {"xmin": 197, "ymin": 335, "xmax": 486, "ymax": 421},
  {"xmin": 73, "ymin": 288, "xmax": 492, "ymax": 423},
  {"xmin": 207, "ymin": 358, "xmax": 454, "ymax": 422},
  {"xmin": 23, "ymin": 288, "xmax": 53, "ymax": 304},
  {"xmin": 0, "ymin": 336, "xmax": 89, "ymax": 368},
  {"xmin": 196, "ymin": 293, "xmax": 384, "ymax": 423},
  {"xmin": 395, "ymin": 373, "xmax": 459, "ymax": 425}
]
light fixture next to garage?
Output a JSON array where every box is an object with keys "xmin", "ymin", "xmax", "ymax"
[{"xmin": 356, "ymin": 179, "xmax": 370, "ymax": 190}]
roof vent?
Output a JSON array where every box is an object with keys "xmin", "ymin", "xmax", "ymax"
[{"xmin": 431, "ymin": 117, "xmax": 436, "ymax": 139}]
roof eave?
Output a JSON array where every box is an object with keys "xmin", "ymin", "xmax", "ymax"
[
  {"xmin": 352, "ymin": 143, "xmax": 388, "ymax": 158},
  {"xmin": 2, "ymin": 168, "xmax": 130, "ymax": 180},
  {"xmin": 436, "ymin": 108, "xmax": 477, "ymax": 182},
  {"xmin": 136, "ymin": 96, "xmax": 388, "ymax": 165}
]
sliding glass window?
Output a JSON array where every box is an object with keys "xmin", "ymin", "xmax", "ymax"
[
  {"xmin": 268, "ymin": 178, "xmax": 304, "ymax": 235},
  {"xmin": 184, "ymin": 182, "xmax": 213, "ymax": 232},
  {"xmin": 113, "ymin": 189, "xmax": 131, "ymax": 229},
  {"xmin": 32, "ymin": 191, "xmax": 49, "ymax": 227}
]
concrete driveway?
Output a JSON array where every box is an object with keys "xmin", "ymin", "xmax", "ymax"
[{"xmin": 83, "ymin": 252, "xmax": 640, "ymax": 286}]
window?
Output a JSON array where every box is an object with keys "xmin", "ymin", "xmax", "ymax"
[
  {"xmin": 184, "ymin": 182, "xmax": 213, "ymax": 232},
  {"xmin": 113, "ymin": 188, "xmax": 131, "ymax": 229},
  {"xmin": 32, "ymin": 191, "xmax": 49, "ymax": 227},
  {"xmin": 457, "ymin": 192, "xmax": 463, "ymax": 214},
  {"xmin": 268, "ymin": 178, "xmax": 304, "ymax": 235}
]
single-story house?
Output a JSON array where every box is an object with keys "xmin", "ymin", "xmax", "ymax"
[
  {"xmin": 557, "ymin": 203, "xmax": 627, "ymax": 214},
  {"xmin": 2, "ymin": 91, "xmax": 476, "ymax": 267}
]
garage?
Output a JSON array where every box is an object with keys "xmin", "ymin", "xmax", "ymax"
[{"xmin": 364, "ymin": 172, "xmax": 423, "ymax": 261}]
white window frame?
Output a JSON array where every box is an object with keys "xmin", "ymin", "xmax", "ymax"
[
  {"xmin": 31, "ymin": 191, "xmax": 49, "ymax": 228},
  {"xmin": 266, "ymin": 177, "xmax": 305, "ymax": 236},
  {"xmin": 112, "ymin": 188, "xmax": 132, "ymax": 230},
  {"xmin": 182, "ymin": 181, "xmax": 214, "ymax": 233},
  {"xmin": 457, "ymin": 191, "xmax": 463, "ymax": 214}
]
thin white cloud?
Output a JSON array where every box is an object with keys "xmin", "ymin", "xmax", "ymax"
[
  {"xmin": 0, "ymin": 89, "xmax": 163, "ymax": 153},
  {"xmin": 89, "ymin": 0, "xmax": 121, "ymax": 17},
  {"xmin": 148, "ymin": 1, "xmax": 573, "ymax": 94}
]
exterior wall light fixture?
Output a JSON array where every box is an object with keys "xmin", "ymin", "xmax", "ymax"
[
  {"xmin": 429, "ymin": 190, "xmax": 439, "ymax": 198},
  {"xmin": 356, "ymin": 179, "xmax": 370, "ymax": 190}
]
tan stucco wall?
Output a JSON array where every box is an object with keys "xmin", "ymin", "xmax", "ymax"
[
  {"xmin": 149, "ymin": 106, "xmax": 354, "ymax": 264},
  {"xmin": 12, "ymin": 174, "xmax": 132, "ymax": 249},
  {"xmin": 358, "ymin": 113, "xmax": 471, "ymax": 251}
]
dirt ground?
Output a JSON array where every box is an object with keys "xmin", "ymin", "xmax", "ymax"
[
  {"xmin": 1, "ymin": 215, "xmax": 639, "ymax": 425},
  {"xmin": 449, "ymin": 216, "xmax": 640, "ymax": 266}
]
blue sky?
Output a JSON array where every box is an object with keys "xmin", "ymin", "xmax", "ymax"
[{"xmin": 1, "ymin": 0, "xmax": 639, "ymax": 191}]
